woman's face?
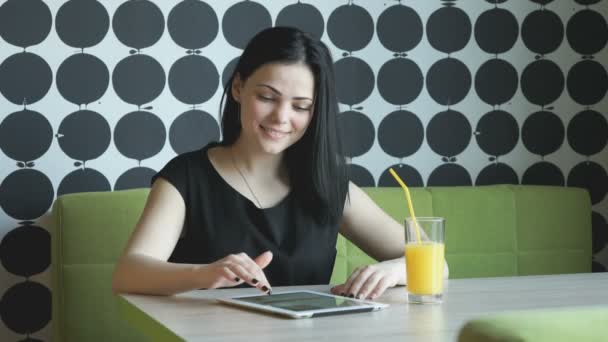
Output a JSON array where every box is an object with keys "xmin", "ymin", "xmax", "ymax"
[{"xmin": 232, "ymin": 62, "xmax": 315, "ymax": 155}]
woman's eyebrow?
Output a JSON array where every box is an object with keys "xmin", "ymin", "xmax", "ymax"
[{"xmin": 255, "ymin": 84, "xmax": 313, "ymax": 101}]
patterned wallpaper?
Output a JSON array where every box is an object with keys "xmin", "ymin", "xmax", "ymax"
[{"xmin": 0, "ymin": 0, "xmax": 607, "ymax": 340}]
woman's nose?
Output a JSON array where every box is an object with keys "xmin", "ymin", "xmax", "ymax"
[{"xmin": 272, "ymin": 103, "xmax": 290, "ymax": 123}]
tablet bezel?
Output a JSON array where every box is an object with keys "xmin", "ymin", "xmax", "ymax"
[{"xmin": 217, "ymin": 290, "xmax": 388, "ymax": 318}]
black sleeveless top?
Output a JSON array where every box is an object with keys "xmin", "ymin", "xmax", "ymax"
[{"xmin": 152, "ymin": 143, "xmax": 343, "ymax": 286}]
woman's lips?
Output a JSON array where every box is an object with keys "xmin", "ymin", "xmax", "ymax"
[{"xmin": 260, "ymin": 125, "xmax": 290, "ymax": 139}]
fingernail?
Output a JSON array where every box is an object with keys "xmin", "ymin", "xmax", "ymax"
[
  {"xmin": 261, "ymin": 285, "xmax": 269, "ymax": 292},
  {"xmin": 252, "ymin": 278, "xmax": 259, "ymax": 285},
  {"xmin": 234, "ymin": 277, "xmax": 240, "ymax": 282}
]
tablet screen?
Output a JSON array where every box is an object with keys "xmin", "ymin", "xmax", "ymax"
[{"xmin": 237, "ymin": 292, "xmax": 364, "ymax": 312}]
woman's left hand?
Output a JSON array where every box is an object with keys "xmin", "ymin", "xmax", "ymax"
[{"xmin": 330, "ymin": 260, "xmax": 404, "ymax": 300}]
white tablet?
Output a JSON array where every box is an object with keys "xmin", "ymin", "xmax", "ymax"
[{"xmin": 217, "ymin": 290, "xmax": 388, "ymax": 319}]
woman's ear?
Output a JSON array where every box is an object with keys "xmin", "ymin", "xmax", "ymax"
[{"xmin": 231, "ymin": 73, "xmax": 242, "ymax": 103}]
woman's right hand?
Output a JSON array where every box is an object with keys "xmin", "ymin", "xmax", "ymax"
[{"xmin": 201, "ymin": 251, "xmax": 273, "ymax": 293}]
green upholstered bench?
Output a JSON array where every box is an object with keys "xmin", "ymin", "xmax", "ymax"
[
  {"xmin": 457, "ymin": 306, "xmax": 608, "ymax": 342},
  {"xmin": 51, "ymin": 185, "xmax": 592, "ymax": 341}
]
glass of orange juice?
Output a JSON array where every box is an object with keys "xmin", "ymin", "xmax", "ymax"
[{"xmin": 405, "ymin": 217, "xmax": 445, "ymax": 304}]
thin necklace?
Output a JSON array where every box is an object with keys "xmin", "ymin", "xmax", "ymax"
[{"xmin": 230, "ymin": 147, "xmax": 263, "ymax": 208}]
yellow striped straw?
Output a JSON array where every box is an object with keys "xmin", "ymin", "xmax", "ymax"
[{"xmin": 389, "ymin": 168, "xmax": 421, "ymax": 244}]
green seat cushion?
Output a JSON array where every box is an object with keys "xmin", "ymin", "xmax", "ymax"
[{"xmin": 458, "ymin": 306, "xmax": 608, "ymax": 342}]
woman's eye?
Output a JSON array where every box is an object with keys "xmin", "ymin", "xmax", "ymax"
[
  {"xmin": 294, "ymin": 106, "xmax": 311, "ymax": 112},
  {"xmin": 258, "ymin": 95, "xmax": 274, "ymax": 102}
]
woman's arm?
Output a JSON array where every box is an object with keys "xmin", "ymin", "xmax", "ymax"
[
  {"xmin": 112, "ymin": 178, "xmax": 273, "ymax": 295},
  {"xmin": 112, "ymin": 177, "xmax": 204, "ymax": 295},
  {"xmin": 340, "ymin": 182, "xmax": 406, "ymax": 261},
  {"xmin": 331, "ymin": 182, "xmax": 449, "ymax": 299}
]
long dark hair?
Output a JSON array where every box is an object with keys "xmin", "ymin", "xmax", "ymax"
[{"xmin": 219, "ymin": 26, "xmax": 348, "ymax": 224}]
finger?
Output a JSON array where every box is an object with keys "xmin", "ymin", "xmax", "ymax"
[
  {"xmin": 219, "ymin": 266, "xmax": 242, "ymax": 284},
  {"xmin": 239, "ymin": 253, "xmax": 271, "ymax": 286},
  {"xmin": 236, "ymin": 253, "xmax": 272, "ymax": 293},
  {"xmin": 356, "ymin": 272, "xmax": 383, "ymax": 300},
  {"xmin": 227, "ymin": 262, "xmax": 258, "ymax": 287},
  {"xmin": 346, "ymin": 266, "xmax": 374, "ymax": 298},
  {"xmin": 368, "ymin": 277, "xmax": 393, "ymax": 300},
  {"xmin": 234, "ymin": 252, "xmax": 264, "ymax": 283},
  {"xmin": 205, "ymin": 265, "xmax": 242, "ymax": 289},
  {"xmin": 330, "ymin": 284, "xmax": 347, "ymax": 296},
  {"xmin": 342, "ymin": 267, "xmax": 365, "ymax": 297},
  {"xmin": 254, "ymin": 251, "xmax": 273, "ymax": 269}
]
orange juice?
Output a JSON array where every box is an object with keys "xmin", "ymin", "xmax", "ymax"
[{"xmin": 405, "ymin": 242, "xmax": 445, "ymax": 295}]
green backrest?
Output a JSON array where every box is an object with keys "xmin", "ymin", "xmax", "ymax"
[
  {"xmin": 52, "ymin": 189, "xmax": 150, "ymax": 342},
  {"xmin": 330, "ymin": 185, "xmax": 592, "ymax": 283},
  {"xmin": 329, "ymin": 187, "xmax": 433, "ymax": 284},
  {"xmin": 51, "ymin": 185, "xmax": 591, "ymax": 341}
]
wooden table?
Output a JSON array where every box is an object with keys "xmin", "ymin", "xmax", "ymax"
[{"xmin": 118, "ymin": 273, "xmax": 608, "ymax": 342}]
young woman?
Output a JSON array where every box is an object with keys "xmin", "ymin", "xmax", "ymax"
[{"xmin": 112, "ymin": 27, "xmax": 447, "ymax": 300}]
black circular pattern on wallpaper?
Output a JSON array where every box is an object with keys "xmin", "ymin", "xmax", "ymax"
[
  {"xmin": 0, "ymin": 1, "xmax": 607, "ymax": 339},
  {"xmin": 55, "ymin": 0, "xmax": 109, "ymax": 49}
]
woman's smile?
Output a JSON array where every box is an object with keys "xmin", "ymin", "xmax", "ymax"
[{"xmin": 260, "ymin": 125, "xmax": 290, "ymax": 140}]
